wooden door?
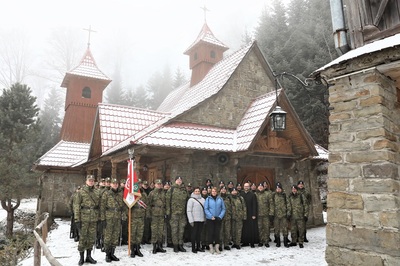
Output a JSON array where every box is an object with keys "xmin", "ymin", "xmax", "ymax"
[{"xmin": 237, "ymin": 167, "xmax": 275, "ymax": 190}]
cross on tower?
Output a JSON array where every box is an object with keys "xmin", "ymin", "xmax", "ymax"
[
  {"xmin": 200, "ymin": 5, "xmax": 209, "ymax": 23},
  {"xmin": 83, "ymin": 25, "xmax": 97, "ymax": 48}
]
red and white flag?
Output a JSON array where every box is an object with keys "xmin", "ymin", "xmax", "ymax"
[{"xmin": 123, "ymin": 159, "xmax": 141, "ymax": 208}]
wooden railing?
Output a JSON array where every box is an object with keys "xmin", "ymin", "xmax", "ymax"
[{"xmin": 33, "ymin": 212, "xmax": 62, "ymax": 266}]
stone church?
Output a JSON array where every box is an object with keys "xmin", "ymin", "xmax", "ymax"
[
  {"xmin": 312, "ymin": 0, "xmax": 400, "ymax": 265},
  {"xmin": 33, "ymin": 21, "xmax": 326, "ymax": 227}
]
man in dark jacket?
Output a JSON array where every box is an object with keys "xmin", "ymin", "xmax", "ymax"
[{"xmin": 240, "ymin": 182, "xmax": 258, "ymax": 247}]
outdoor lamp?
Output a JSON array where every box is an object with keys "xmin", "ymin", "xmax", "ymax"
[{"xmin": 270, "ymin": 77, "xmax": 287, "ymax": 131}]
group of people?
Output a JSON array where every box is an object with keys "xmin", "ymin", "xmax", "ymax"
[{"xmin": 70, "ymin": 174, "xmax": 311, "ymax": 265}]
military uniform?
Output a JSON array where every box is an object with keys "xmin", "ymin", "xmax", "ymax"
[
  {"xmin": 297, "ymin": 180, "xmax": 311, "ymax": 242},
  {"xmin": 220, "ymin": 188, "xmax": 232, "ymax": 250},
  {"xmin": 289, "ymin": 185, "xmax": 309, "ymax": 248},
  {"xmin": 270, "ymin": 183, "xmax": 290, "ymax": 247},
  {"xmin": 129, "ymin": 187, "xmax": 148, "ymax": 258},
  {"xmin": 96, "ymin": 179, "xmax": 109, "ymax": 250},
  {"xmin": 230, "ymin": 188, "xmax": 246, "ymax": 249},
  {"xmin": 148, "ymin": 179, "xmax": 167, "ymax": 253},
  {"xmin": 255, "ymin": 184, "xmax": 272, "ymax": 247},
  {"xmin": 73, "ymin": 175, "xmax": 100, "ymax": 265},
  {"xmin": 69, "ymin": 187, "xmax": 81, "ymax": 242},
  {"xmin": 166, "ymin": 176, "xmax": 189, "ymax": 252},
  {"xmin": 100, "ymin": 178, "xmax": 126, "ymax": 262}
]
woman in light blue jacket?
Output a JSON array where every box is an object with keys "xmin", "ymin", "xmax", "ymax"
[
  {"xmin": 186, "ymin": 187, "xmax": 206, "ymax": 253},
  {"xmin": 204, "ymin": 187, "xmax": 226, "ymax": 254}
]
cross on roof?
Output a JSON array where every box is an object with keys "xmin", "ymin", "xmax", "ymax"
[
  {"xmin": 200, "ymin": 5, "xmax": 210, "ymax": 23},
  {"xmin": 83, "ymin": 25, "xmax": 97, "ymax": 48}
]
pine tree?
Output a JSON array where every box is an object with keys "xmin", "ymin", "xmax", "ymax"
[
  {"xmin": 0, "ymin": 83, "xmax": 41, "ymax": 237},
  {"xmin": 172, "ymin": 67, "xmax": 187, "ymax": 89}
]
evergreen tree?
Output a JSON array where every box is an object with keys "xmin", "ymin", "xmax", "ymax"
[
  {"xmin": 0, "ymin": 83, "xmax": 41, "ymax": 237},
  {"xmin": 131, "ymin": 85, "xmax": 149, "ymax": 109},
  {"xmin": 255, "ymin": 0, "xmax": 335, "ymax": 148},
  {"xmin": 147, "ymin": 65, "xmax": 173, "ymax": 109},
  {"xmin": 172, "ymin": 67, "xmax": 187, "ymax": 89},
  {"xmin": 105, "ymin": 63, "xmax": 125, "ymax": 105},
  {"xmin": 37, "ymin": 87, "xmax": 62, "ymax": 156}
]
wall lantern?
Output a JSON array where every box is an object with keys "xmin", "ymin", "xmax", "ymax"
[{"xmin": 270, "ymin": 77, "xmax": 287, "ymax": 131}]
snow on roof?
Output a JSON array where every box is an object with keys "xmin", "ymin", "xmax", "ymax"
[
  {"xmin": 35, "ymin": 140, "xmax": 90, "ymax": 168},
  {"xmin": 61, "ymin": 48, "xmax": 111, "ymax": 87},
  {"xmin": 184, "ymin": 23, "xmax": 228, "ymax": 54},
  {"xmin": 164, "ymin": 42, "xmax": 253, "ymax": 117},
  {"xmin": 98, "ymin": 103, "xmax": 169, "ymax": 153},
  {"xmin": 313, "ymin": 144, "xmax": 328, "ymax": 160},
  {"xmin": 315, "ymin": 33, "xmax": 400, "ymax": 73}
]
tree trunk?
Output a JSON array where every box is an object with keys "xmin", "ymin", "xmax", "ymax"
[{"xmin": 1, "ymin": 198, "xmax": 20, "ymax": 238}]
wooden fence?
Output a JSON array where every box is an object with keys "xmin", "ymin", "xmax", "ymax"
[{"xmin": 33, "ymin": 212, "xmax": 62, "ymax": 266}]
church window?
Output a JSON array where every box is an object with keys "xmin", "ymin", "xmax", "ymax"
[
  {"xmin": 82, "ymin": 87, "xmax": 91, "ymax": 98},
  {"xmin": 210, "ymin": 50, "xmax": 216, "ymax": 58}
]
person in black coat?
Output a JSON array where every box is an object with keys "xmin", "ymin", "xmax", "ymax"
[{"xmin": 240, "ymin": 182, "xmax": 258, "ymax": 247}]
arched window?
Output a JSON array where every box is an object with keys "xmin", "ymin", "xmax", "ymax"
[
  {"xmin": 82, "ymin": 87, "xmax": 91, "ymax": 98},
  {"xmin": 210, "ymin": 50, "xmax": 216, "ymax": 58}
]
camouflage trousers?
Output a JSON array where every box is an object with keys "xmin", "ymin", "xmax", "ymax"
[
  {"xmin": 170, "ymin": 213, "xmax": 187, "ymax": 245},
  {"xmin": 231, "ymin": 219, "xmax": 243, "ymax": 246},
  {"xmin": 258, "ymin": 216, "xmax": 271, "ymax": 244},
  {"xmin": 220, "ymin": 217, "xmax": 232, "ymax": 246},
  {"xmin": 151, "ymin": 216, "xmax": 164, "ymax": 243},
  {"xmin": 78, "ymin": 221, "xmax": 97, "ymax": 252},
  {"xmin": 290, "ymin": 218, "xmax": 305, "ymax": 244},
  {"xmin": 273, "ymin": 217, "xmax": 288, "ymax": 237},
  {"xmin": 104, "ymin": 217, "xmax": 121, "ymax": 249},
  {"xmin": 130, "ymin": 215, "xmax": 145, "ymax": 244}
]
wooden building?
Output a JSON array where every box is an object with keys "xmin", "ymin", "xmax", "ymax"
[{"xmin": 34, "ymin": 22, "xmax": 325, "ymax": 227}]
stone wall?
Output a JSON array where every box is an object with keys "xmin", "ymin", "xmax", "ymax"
[{"xmin": 326, "ymin": 70, "xmax": 400, "ymax": 265}]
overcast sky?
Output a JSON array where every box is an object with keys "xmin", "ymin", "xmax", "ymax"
[{"xmin": 1, "ymin": 0, "xmax": 287, "ymax": 102}]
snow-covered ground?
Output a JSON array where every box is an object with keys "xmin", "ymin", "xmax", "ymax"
[{"xmin": 1, "ymin": 199, "xmax": 328, "ymax": 266}]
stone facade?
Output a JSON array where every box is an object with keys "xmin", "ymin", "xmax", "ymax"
[{"xmin": 326, "ymin": 70, "xmax": 400, "ymax": 265}]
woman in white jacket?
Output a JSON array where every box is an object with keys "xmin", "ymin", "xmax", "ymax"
[{"xmin": 186, "ymin": 187, "xmax": 206, "ymax": 253}]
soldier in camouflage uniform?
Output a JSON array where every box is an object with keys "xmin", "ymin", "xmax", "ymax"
[
  {"xmin": 166, "ymin": 176, "xmax": 189, "ymax": 252},
  {"xmin": 148, "ymin": 179, "xmax": 167, "ymax": 254},
  {"xmin": 219, "ymin": 186, "xmax": 232, "ymax": 250},
  {"xmin": 96, "ymin": 177, "xmax": 109, "ymax": 250},
  {"xmin": 297, "ymin": 180, "xmax": 311, "ymax": 242},
  {"xmin": 269, "ymin": 182, "xmax": 290, "ymax": 248},
  {"xmin": 256, "ymin": 183, "xmax": 272, "ymax": 247},
  {"xmin": 100, "ymin": 178, "xmax": 126, "ymax": 262},
  {"xmin": 163, "ymin": 181, "xmax": 173, "ymax": 247},
  {"xmin": 119, "ymin": 179, "xmax": 128, "ymax": 245},
  {"xmin": 129, "ymin": 181, "xmax": 148, "ymax": 258},
  {"xmin": 288, "ymin": 185, "xmax": 309, "ymax": 248},
  {"xmin": 69, "ymin": 186, "xmax": 81, "ymax": 242},
  {"xmin": 73, "ymin": 175, "xmax": 100, "ymax": 265},
  {"xmin": 230, "ymin": 188, "xmax": 247, "ymax": 249}
]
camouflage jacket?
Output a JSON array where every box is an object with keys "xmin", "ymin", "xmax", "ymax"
[
  {"xmin": 230, "ymin": 194, "xmax": 247, "ymax": 221},
  {"xmin": 270, "ymin": 191, "xmax": 290, "ymax": 218},
  {"xmin": 255, "ymin": 190, "xmax": 271, "ymax": 217},
  {"xmin": 288, "ymin": 192, "xmax": 309, "ymax": 219},
  {"xmin": 73, "ymin": 185, "xmax": 100, "ymax": 223},
  {"xmin": 166, "ymin": 184, "xmax": 188, "ymax": 216},
  {"xmin": 148, "ymin": 188, "xmax": 166, "ymax": 217},
  {"xmin": 130, "ymin": 188, "xmax": 148, "ymax": 218},
  {"xmin": 220, "ymin": 193, "xmax": 232, "ymax": 219},
  {"xmin": 298, "ymin": 187, "xmax": 311, "ymax": 205},
  {"xmin": 100, "ymin": 188, "xmax": 126, "ymax": 221}
]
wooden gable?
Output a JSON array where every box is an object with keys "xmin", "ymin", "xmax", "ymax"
[{"xmin": 250, "ymin": 91, "xmax": 317, "ymax": 158}]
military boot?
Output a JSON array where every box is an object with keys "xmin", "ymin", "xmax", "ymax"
[
  {"xmin": 153, "ymin": 243, "xmax": 158, "ymax": 254},
  {"xmin": 173, "ymin": 244, "xmax": 179, "ymax": 252},
  {"xmin": 284, "ymin": 237, "xmax": 290, "ymax": 248},
  {"xmin": 304, "ymin": 231, "xmax": 309, "ymax": 242},
  {"xmin": 85, "ymin": 249, "xmax": 97, "ymax": 264},
  {"xmin": 130, "ymin": 244, "xmax": 136, "ymax": 258},
  {"xmin": 78, "ymin": 251, "xmax": 85, "ymax": 266},
  {"xmin": 135, "ymin": 244, "xmax": 144, "ymax": 257},
  {"xmin": 275, "ymin": 235, "xmax": 281, "ymax": 247},
  {"xmin": 110, "ymin": 247, "xmax": 119, "ymax": 261},
  {"xmin": 105, "ymin": 248, "xmax": 112, "ymax": 263},
  {"xmin": 178, "ymin": 244, "xmax": 186, "ymax": 252},
  {"xmin": 157, "ymin": 242, "xmax": 166, "ymax": 253}
]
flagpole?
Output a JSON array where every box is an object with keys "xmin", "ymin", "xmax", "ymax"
[{"xmin": 126, "ymin": 149, "xmax": 135, "ymax": 256}]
